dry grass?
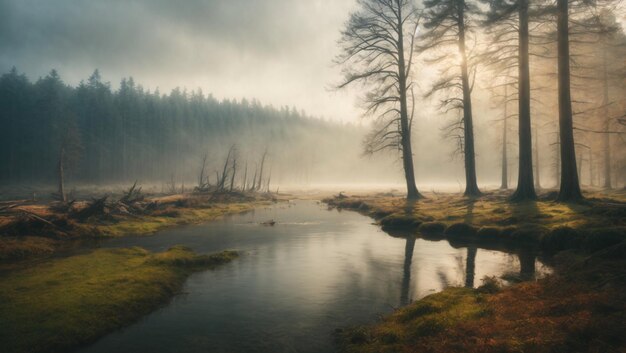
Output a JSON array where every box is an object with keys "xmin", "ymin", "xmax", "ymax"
[{"xmin": 338, "ymin": 243, "xmax": 626, "ymax": 353}]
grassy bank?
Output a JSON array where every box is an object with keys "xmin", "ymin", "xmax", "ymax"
[
  {"xmin": 0, "ymin": 194, "xmax": 270, "ymax": 262},
  {"xmin": 330, "ymin": 190, "xmax": 626, "ymax": 352},
  {"xmin": 0, "ymin": 245, "xmax": 238, "ymax": 353},
  {"xmin": 325, "ymin": 190, "xmax": 626, "ymax": 252},
  {"xmin": 337, "ymin": 242, "xmax": 626, "ymax": 353}
]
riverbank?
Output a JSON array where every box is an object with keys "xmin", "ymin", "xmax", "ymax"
[
  {"xmin": 336, "ymin": 243, "xmax": 626, "ymax": 353},
  {"xmin": 324, "ymin": 189, "xmax": 626, "ymax": 253},
  {"xmin": 328, "ymin": 190, "xmax": 626, "ymax": 352},
  {"xmin": 0, "ymin": 246, "xmax": 239, "ymax": 353},
  {"xmin": 0, "ymin": 192, "xmax": 273, "ymax": 262}
]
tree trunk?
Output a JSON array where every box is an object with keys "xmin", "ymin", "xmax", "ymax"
[
  {"xmin": 556, "ymin": 0, "xmax": 583, "ymax": 202},
  {"xmin": 602, "ymin": 41, "xmax": 612, "ymax": 189},
  {"xmin": 257, "ymin": 150, "xmax": 267, "ymax": 192},
  {"xmin": 458, "ymin": 2, "xmax": 480, "ymax": 197},
  {"xmin": 512, "ymin": 0, "xmax": 537, "ymax": 201},
  {"xmin": 501, "ymin": 84, "xmax": 509, "ymax": 190},
  {"xmin": 534, "ymin": 125, "xmax": 541, "ymax": 190},
  {"xmin": 396, "ymin": 5, "xmax": 421, "ymax": 200},
  {"xmin": 577, "ymin": 151, "xmax": 583, "ymax": 181},
  {"xmin": 58, "ymin": 146, "xmax": 67, "ymax": 202},
  {"xmin": 555, "ymin": 134, "xmax": 561, "ymax": 188},
  {"xmin": 589, "ymin": 148, "xmax": 594, "ymax": 187}
]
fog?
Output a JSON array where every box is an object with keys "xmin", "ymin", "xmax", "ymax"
[{"xmin": 0, "ymin": 0, "xmax": 624, "ymax": 193}]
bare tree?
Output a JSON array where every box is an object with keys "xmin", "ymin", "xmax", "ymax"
[
  {"xmin": 229, "ymin": 147, "xmax": 239, "ymax": 192},
  {"xmin": 197, "ymin": 153, "xmax": 209, "ymax": 191},
  {"xmin": 336, "ymin": 0, "xmax": 422, "ymax": 199},
  {"xmin": 217, "ymin": 145, "xmax": 236, "ymax": 191},
  {"xmin": 256, "ymin": 148, "xmax": 268, "ymax": 192}
]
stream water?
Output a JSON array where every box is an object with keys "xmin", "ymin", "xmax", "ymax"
[{"xmin": 78, "ymin": 200, "xmax": 550, "ymax": 353}]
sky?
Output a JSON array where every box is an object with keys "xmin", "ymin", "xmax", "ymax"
[{"xmin": 0, "ymin": 0, "xmax": 361, "ymax": 122}]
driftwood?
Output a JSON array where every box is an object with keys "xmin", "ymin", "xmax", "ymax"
[
  {"xmin": 120, "ymin": 181, "xmax": 143, "ymax": 204},
  {"xmin": 72, "ymin": 196, "xmax": 108, "ymax": 221}
]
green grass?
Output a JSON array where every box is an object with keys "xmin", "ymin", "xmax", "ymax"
[
  {"xmin": 0, "ymin": 246, "xmax": 238, "ymax": 353},
  {"xmin": 94, "ymin": 202, "xmax": 261, "ymax": 237},
  {"xmin": 338, "ymin": 287, "xmax": 488, "ymax": 353}
]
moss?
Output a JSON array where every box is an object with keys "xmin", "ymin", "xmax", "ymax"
[
  {"xmin": 339, "ymin": 287, "xmax": 485, "ymax": 353},
  {"xmin": 583, "ymin": 228, "xmax": 626, "ymax": 252},
  {"xmin": 0, "ymin": 236, "xmax": 57, "ymax": 262},
  {"xmin": 93, "ymin": 202, "xmax": 262, "ymax": 237},
  {"xmin": 324, "ymin": 191, "xmax": 625, "ymax": 252},
  {"xmin": 444, "ymin": 222, "xmax": 477, "ymax": 239},
  {"xmin": 339, "ymin": 247, "xmax": 626, "ymax": 353},
  {"xmin": 476, "ymin": 227, "xmax": 502, "ymax": 241},
  {"xmin": 418, "ymin": 221, "xmax": 446, "ymax": 234},
  {"xmin": 0, "ymin": 246, "xmax": 238, "ymax": 353},
  {"xmin": 541, "ymin": 226, "xmax": 583, "ymax": 253},
  {"xmin": 380, "ymin": 214, "xmax": 421, "ymax": 230},
  {"xmin": 509, "ymin": 225, "xmax": 548, "ymax": 244}
]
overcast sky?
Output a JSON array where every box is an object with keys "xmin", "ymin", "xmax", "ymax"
[{"xmin": 0, "ymin": 0, "xmax": 362, "ymax": 121}]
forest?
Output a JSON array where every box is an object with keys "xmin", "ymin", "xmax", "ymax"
[
  {"xmin": 0, "ymin": 68, "xmax": 394, "ymax": 188},
  {"xmin": 0, "ymin": 0, "xmax": 625, "ymax": 353}
]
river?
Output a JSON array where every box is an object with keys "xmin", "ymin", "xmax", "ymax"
[{"xmin": 78, "ymin": 200, "xmax": 549, "ymax": 353}]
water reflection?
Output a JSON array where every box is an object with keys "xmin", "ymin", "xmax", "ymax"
[
  {"xmin": 518, "ymin": 248, "xmax": 537, "ymax": 280},
  {"xmin": 81, "ymin": 201, "xmax": 550, "ymax": 353},
  {"xmin": 465, "ymin": 247, "xmax": 477, "ymax": 288},
  {"xmin": 400, "ymin": 236, "xmax": 416, "ymax": 305}
]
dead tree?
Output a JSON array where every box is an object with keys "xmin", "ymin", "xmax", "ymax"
[
  {"xmin": 197, "ymin": 154, "xmax": 209, "ymax": 191},
  {"xmin": 217, "ymin": 145, "xmax": 236, "ymax": 191},
  {"xmin": 336, "ymin": 0, "xmax": 422, "ymax": 199},
  {"xmin": 229, "ymin": 148, "xmax": 239, "ymax": 192},
  {"xmin": 256, "ymin": 149, "xmax": 267, "ymax": 192},
  {"xmin": 166, "ymin": 174, "xmax": 177, "ymax": 194},
  {"xmin": 251, "ymin": 166, "xmax": 258, "ymax": 192},
  {"xmin": 57, "ymin": 147, "xmax": 67, "ymax": 202},
  {"xmin": 242, "ymin": 161, "xmax": 248, "ymax": 192}
]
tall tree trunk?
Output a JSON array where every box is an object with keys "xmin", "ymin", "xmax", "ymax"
[
  {"xmin": 555, "ymin": 134, "xmax": 561, "ymax": 188},
  {"xmin": 589, "ymin": 148, "xmax": 594, "ymax": 187},
  {"xmin": 512, "ymin": 0, "xmax": 537, "ymax": 200},
  {"xmin": 57, "ymin": 146, "xmax": 66, "ymax": 202},
  {"xmin": 458, "ymin": 2, "xmax": 480, "ymax": 197},
  {"xmin": 556, "ymin": 0, "xmax": 583, "ymax": 201},
  {"xmin": 534, "ymin": 125, "xmax": 541, "ymax": 189},
  {"xmin": 397, "ymin": 4, "xmax": 421, "ymax": 200},
  {"xmin": 577, "ymin": 151, "xmax": 583, "ymax": 181},
  {"xmin": 602, "ymin": 41, "xmax": 612, "ymax": 189},
  {"xmin": 501, "ymin": 83, "xmax": 509, "ymax": 190}
]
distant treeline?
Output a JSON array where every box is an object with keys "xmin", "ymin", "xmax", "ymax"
[{"xmin": 0, "ymin": 68, "xmax": 365, "ymax": 184}]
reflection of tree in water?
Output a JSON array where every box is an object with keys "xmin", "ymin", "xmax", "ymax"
[
  {"xmin": 465, "ymin": 247, "xmax": 477, "ymax": 288},
  {"xmin": 518, "ymin": 248, "xmax": 536, "ymax": 280},
  {"xmin": 400, "ymin": 236, "xmax": 416, "ymax": 306},
  {"xmin": 463, "ymin": 200, "xmax": 477, "ymax": 288}
]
